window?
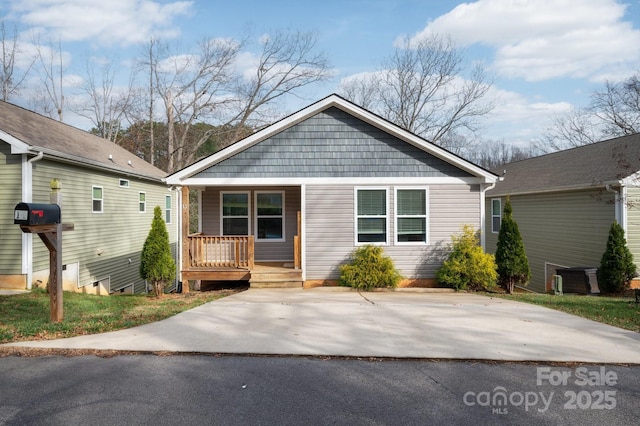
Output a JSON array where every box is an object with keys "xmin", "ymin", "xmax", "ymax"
[
  {"xmin": 119, "ymin": 179, "xmax": 129, "ymax": 188},
  {"xmin": 491, "ymin": 198, "xmax": 502, "ymax": 233},
  {"xmin": 356, "ymin": 189, "xmax": 388, "ymax": 244},
  {"xmin": 221, "ymin": 192, "xmax": 250, "ymax": 235},
  {"xmin": 165, "ymin": 195, "xmax": 172, "ymax": 224},
  {"xmin": 139, "ymin": 192, "xmax": 146, "ymax": 213},
  {"xmin": 255, "ymin": 191, "xmax": 285, "ymax": 241},
  {"xmin": 396, "ymin": 188, "xmax": 428, "ymax": 243},
  {"xmin": 92, "ymin": 186, "xmax": 103, "ymax": 213}
]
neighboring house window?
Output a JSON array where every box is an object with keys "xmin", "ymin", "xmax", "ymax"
[
  {"xmin": 491, "ymin": 198, "xmax": 502, "ymax": 233},
  {"xmin": 356, "ymin": 188, "xmax": 388, "ymax": 244},
  {"xmin": 165, "ymin": 195, "xmax": 172, "ymax": 224},
  {"xmin": 139, "ymin": 192, "xmax": 146, "ymax": 213},
  {"xmin": 92, "ymin": 186, "xmax": 103, "ymax": 213},
  {"xmin": 396, "ymin": 188, "xmax": 428, "ymax": 244},
  {"xmin": 119, "ymin": 179, "xmax": 129, "ymax": 188},
  {"xmin": 221, "ymin": 192, "xmax": 250, "ymax": 235},
  {"xmin": 255, "ymin": 191, "xmax": 285, "ymax": 241}
]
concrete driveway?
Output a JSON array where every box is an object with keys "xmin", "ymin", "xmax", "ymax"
[{"xmin": 5, "ymin": 288, "xmax": 640, "ymax": 363}]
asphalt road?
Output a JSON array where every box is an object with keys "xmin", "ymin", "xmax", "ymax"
[{"xmin": 0, "ymin": 355, "xmax": 638, "ymax": 425}]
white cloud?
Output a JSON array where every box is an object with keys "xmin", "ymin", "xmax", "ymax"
[
  {"xmin": 8, "ymin": 0, "xmax": 193, "ymax": 46},
  {"xmin": 408, "ymin": 0, "xmax": 640, "ymax": 82}
]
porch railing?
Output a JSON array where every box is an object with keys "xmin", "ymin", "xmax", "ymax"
[{"xmin": 187, "ymin": 234, "xmax": 254, "ymax": 269}]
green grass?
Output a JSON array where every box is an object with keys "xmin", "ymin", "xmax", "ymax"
[
  {"xmin": 0, "ymin": 289, "xmax": 235, "ymax": 343},
  {"xmin": 493, "ymin": 292, "xmax": 640, "ymax": 332}
]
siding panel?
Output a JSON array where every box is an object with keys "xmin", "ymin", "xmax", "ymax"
[{"xmin": 0, "ymin": 143, "xmax": 23, "ymax": 275}]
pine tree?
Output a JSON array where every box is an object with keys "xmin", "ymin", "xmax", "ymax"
[
  {"xmin": 140, "ymin": 206, "xmax": 176, "ymax": 297},
  {"xmin": 598, "ymin": 221, "xmax": 637, "ymax": 294},
  {"xmin": 495, "ymin": 196, "xmax": 530, "ymax": 294}
]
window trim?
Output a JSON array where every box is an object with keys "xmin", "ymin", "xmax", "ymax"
[
  {"xmin": 220, "ymin": 191, "xmax": 251, "ymax": 236},
  {"xmin": 491, "ymin": 198, "xmax": 502, "ymax": 233},
  {"xmin": 139, "ymin": 191, "xmax": 146, "ymax": 213},
  {"xmin": 165, "ymin": 195, "xmax": 172, "ymax": 224},
  {"xmin": 354, "ymin": 187, "xmax": 389, "ymax": 246},
  {"xmin": 119, "ymin": 179, "xmax": 129, "ymax": 188},
  {"xmin": 394, "ymin": 187, "xmax": 429, "ymax": 245},
  {"xmin": 254, "ymin": 190, "xmax": 286, "ymax": 242},
  {"xmin": 92, "ymin": 185, "xmax": 103, "ymax": 213}
]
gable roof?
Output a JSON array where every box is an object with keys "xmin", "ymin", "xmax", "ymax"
[
  {"xmin": 0, "ymin": 100, "xmax": 166, "ymax": 181},
  {"xmin": 488, "ymin": 133, "xmax": 640, "ymax": 196},
  {"xmin": 166, "ymin": 94, "xmax": 497, "ymax": 185}
]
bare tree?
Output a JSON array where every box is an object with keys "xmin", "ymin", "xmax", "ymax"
[
  {"xmin": 32, "ymin": 36, "xmax": 67, "ymax": 121},
  {"xmin": 339, "ymin": 34, "xmax": 493, "ymax": 150},
  {"xmin": 0, "ymin": 20, "xmax": 34, "ymax": 101}
]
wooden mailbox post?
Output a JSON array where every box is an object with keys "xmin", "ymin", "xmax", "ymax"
[{"xmin": 14, "ymin": 203, "xmax": 74, "ymax": 323}]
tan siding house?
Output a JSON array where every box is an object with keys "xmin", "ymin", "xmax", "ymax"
[
  {"xmin": 167, "ymin": 95, "xmax": 498, "ymax": 288},
  {"xmin": 0, "ymin": 101, "xmax": 176, "ymax": 294},
  {"xmin": 486, "ymin": 134, "xmax": 640, "ymax": 293}
]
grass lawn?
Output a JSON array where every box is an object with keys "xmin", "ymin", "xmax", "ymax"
[
  {"xmin": 0, "ymin": 288, "xmax": 238, "ymax": 343},
  {"xmin": 493, "ymin": 292, "xmax": 640, "ymax": 332}
]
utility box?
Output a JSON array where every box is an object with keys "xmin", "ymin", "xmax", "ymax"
[
  {"xmin": 556, "ymin": 267, "xmax": 600, "ymax": 295},
  {"xmin": 14, "ymin": 203, "xmax": 61, "ymax": 226}
]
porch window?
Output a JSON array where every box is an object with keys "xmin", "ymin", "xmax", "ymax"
[
  {"xmin": 255, "ymin": 191, "xmax": 284, "ymax": 241},
  {"xmin": 356, "ymin": 188, "xmax": 388, "ymax": 244},
  {"xmin": 396, "ymin": 188, "xmax": 428, "ymax": 243},
  {"xmin": 221, "ymin": 192, "xmax": 250, "ymax": 235},
  {"xmin": 491, "ymin": 198, "xmax": 501, "ymax": 233},
  {"xmin": 92, "ymin": 186, "xmax": 103, "ymax": 213}
]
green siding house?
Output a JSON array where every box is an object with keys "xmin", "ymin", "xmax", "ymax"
[
  {"xmin": 167, "ymin": 94, "xmax": 498, "ymax": 288},
  {"xmin": 486, "ymin": 134, "xmax": 640, "ymax": 293},
  {"xmin": 0, "ymin": 101, "xmax": 177, "ymax": 294}
]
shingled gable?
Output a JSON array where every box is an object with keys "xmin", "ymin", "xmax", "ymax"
[
  {"xmin": 0, "ymin": 100, "xmax": 166, "ymax": 180},
  {"xmin": 488, "ymin": 133, "xmax": 640, "ymax": 197},
  {"xmin": 166, "ymin": 94, "xmax": 498, "ymax": 184}
]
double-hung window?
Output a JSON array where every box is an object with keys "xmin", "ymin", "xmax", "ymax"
[
  {"xmin": 491, "ymin": 198, "xmax": 502, "ymax": 233},
  {"xmin": 221, "ymin": 192, "xmax": 250, "ymax": 235},
  {"xmin": 255, "ymin": 191, "xmax": 285, "ymax": 241},
  {"xmin": 396, "ymin": 188, "xmax": 428, "ymax": 243},
  {"xmin": 356, "ymin": 188, "xmax": 388, "ymax": 244},
  {"xmin": 165, "ymin": 195, "xmax": 172, "ymax": 224},
  {"xmin": 92, "ymin": 186, "xmax": 103, "ymax": 213},
  {"xmin": 139, "ymin": 192, "xmax": 146, "ymax": 213}
]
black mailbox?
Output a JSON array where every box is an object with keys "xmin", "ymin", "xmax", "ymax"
[{"xmin": 14, "ymin": 203, "xmax": 61, "ymax": 225}]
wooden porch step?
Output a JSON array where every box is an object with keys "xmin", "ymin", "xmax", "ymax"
[{"xmin": 249, "ymin": 270, "xmax": 303, "ymax": 288}]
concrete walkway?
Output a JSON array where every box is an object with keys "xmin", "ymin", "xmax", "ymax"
[{"xmin": 4, "ymin": 289, "xmax": 640, "ymax": 363}]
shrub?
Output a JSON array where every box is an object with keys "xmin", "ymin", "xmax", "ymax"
[
  {"xmin": 436, "ymin": 225, "xmax": 497, "ymax": 290},
  {"xmin": 598, "ymin": 221, "xmax": 637, "ymax": 294},
  {"xmin": 339, "ymin": 245, "xmax": 402, "ymax": 290},
  {"xmin": 495, "ymin": 196, "xmax": 530, "ymax": 294},
  {"xmin": 140, "ymin": 206, "xmax": 176, "ymax": 297}
]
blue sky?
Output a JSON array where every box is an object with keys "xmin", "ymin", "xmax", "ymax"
[{"xmin": 3, "ymin": 0, "xmax": 640, "ymax": 148}]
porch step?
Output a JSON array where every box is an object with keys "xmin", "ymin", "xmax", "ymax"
[{"xmin": 249, "ymin": 270, "xmax": 303, "ymax": 288}]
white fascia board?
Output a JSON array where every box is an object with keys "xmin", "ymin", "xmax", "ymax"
[
  {"xmin": 166, "ymin": 94, "xmax": 498, "ymax": 184},
  {"xmin": 0, "ymin": 129, "xmax": 31, "ymax": 153},
  {"xmin": 180, "ymin": 176, "xmax": 485, "ymax": 187}
]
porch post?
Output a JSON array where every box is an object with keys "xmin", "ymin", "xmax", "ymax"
[{"xmin": 181, "ymin": 186, "xmax": 190, "ymax": 293}]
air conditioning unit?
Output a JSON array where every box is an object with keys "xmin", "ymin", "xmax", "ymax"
[{"xmin": 552, "ymin": 275, "xmax": 563, "ymax": 295}]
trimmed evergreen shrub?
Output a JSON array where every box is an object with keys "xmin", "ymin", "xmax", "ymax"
[
  {"xmin": 495, "ymin": 196, "xmax": 530, "ymax": 294},
  {"xmin": 339, "ymin": 245, "xmax": 402, "ymax": 290},
  {"xmin": 140, "ymin": 206, "xmax": 176, "ymax": 297},
  {"xmin": 598, "ymin": 221, "xmax": 637, "ymax": 294},
  {"xmin": 436, "ymin": 225, "xmax": 497, "ymax": 291}
]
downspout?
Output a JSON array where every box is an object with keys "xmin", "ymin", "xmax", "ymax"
[
  {"xmin": 23, "ymin": 151, "xmax": 44, "ymax": 289},
  {"xmin": 172, "ymin": 186, "xmax": 182, "ymax": 292},
  {"xmin": 606, "ymin": 182, "xmax": 627, "ymax": 233}
]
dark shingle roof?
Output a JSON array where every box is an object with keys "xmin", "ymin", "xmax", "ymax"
[
  {"xmin": 0, "ymin": 101, "xmax": 166, "ymax": 180},
  {"xmin": 488, "ymin": 133, "xmax": 640, "ymax": 196}
]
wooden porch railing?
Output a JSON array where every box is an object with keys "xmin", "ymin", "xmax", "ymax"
[{"xmin": 187, "ymin": 234, "xmax": 255, "ymax": 269}]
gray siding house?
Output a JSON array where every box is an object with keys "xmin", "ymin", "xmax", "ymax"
[
  {"xmin": 167, "ymin": 94, "xmax": 498, "ymax": 288},
  {"xmin": 0, "ymin": 101, "xmax": 177, "ymax": 294},
  {"xmin": 486, "ymin": 134, "xmax": 640, "ymax": 293}
]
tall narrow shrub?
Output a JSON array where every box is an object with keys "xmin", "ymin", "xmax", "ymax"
[
  {"xmin": 495, "ymin": 196, "xmax": 530, "ymax": 294},
  {"xmin": 140, "ymin": 206, "xmax": 176, "ymax": 297},
  {"xmin": 598, "ymin": 221, "xmax": 637, "ymax": 294}
]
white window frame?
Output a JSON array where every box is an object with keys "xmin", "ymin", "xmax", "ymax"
[
  {"xmin": 354, "ymin": 187, "xmax": 389, "ymax": 246},
  {"xmin": 491, "ymin": 198, "xmax": 502, "ymax": 233},
  {"xmin": 92, "ymin": 186, "xmax": 103, "ymax": 213},
  {"xmin": 165, "ymin": 195, "xmax": 172, "ymax": 224},
  {"xmin": 254, "ymin": 190, "xmax": 286, "ymax": 242},
  {"xmin": 139, "ymin": 192, "xmax": 146, "ymax": 213},
  {"xmin": 220, "ymin": 191, "xmax": 251, "ymax": 236},
  {"xmin": 395, "ymin": 187, "xmax": 429, "ymax": 245},
  {"xmin": 119, "ymin": 179, "xmax": 129, "ymax": 188}
]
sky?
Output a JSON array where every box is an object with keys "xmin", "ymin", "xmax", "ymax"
[{"xmin": 2, "ymin": 0, "xmax": 640, "ymax": 149}]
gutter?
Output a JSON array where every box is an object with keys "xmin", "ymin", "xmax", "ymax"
[{"xmin": 27, "ymin": 150, "xmax": 44, "ymax": 164}]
